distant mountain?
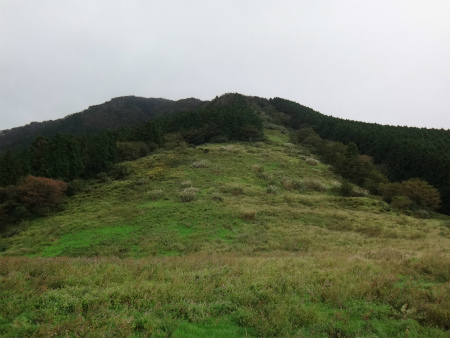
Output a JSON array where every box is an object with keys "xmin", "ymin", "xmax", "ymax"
[{"xmin": 0, "ymin": 96, "xmax": 206, "ymax": 153}]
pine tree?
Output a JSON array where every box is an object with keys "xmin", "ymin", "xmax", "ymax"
[{"xmin": 0, "ymin": 150, "xmax": 17, "ymax": 186}]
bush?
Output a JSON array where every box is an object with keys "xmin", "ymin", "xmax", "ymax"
[
  {"xmin": 380, "ymin": 182, "xmax": 401, "ymax": 204},
  {"xmin": 398, "ymin": 178, "xmax": 441, "ymax": 210},
  {"xmin": 97, "ymin": 172, "xmax": 111, "ymax": 183},
  {"xmin": 240, "ymin": 209, "xmax": 257, "ymax": 221},
  {"xmin": 339, "ymin": 180, "xmax": 354, "ymax": 197},
  {"xmin": 0, "ymin": 186, "xmax": 29, "ymax": 227},
  {"xmin": 231, "ymin": 186, "xmax": 244, "ymax": 196},
  {"xmin": 180, "ymin": 187, "xmax": 199, "ymax": 202},
  {"xmin": 306, "ymin": 179, "xmax": 327, "ymax": 192},
  {"xmin": 211, "ymin": 193, "xmax": 223, "ymax": 202},
  {"xmin": 111, "ymin": 162, "xmax": 133, "ymax": 180},
  {"xmin": 391, "ymin": 196, "xmax": 413, "ymax": 210},
  {"xmin": 251, "ymin": 164, "xmax": 264, "ymax": 173},
  {"xmin": 67, "ymin": 179, "xmax": 89, "ymax": 196},
  {"xmin": 306, "ymin": 158, "xmax": 319, "ymax": 166},
  {"xmin": 192, "ymin": 160, "xmax": 210, "ymax": 168},
  {"xmin": 267, "ymin": 185, "xmax": 279, "ymax": 195},
  {"xmin": 181, "ymin": 180, "xmax": 193, "ymax": 188},
  {"xmin": 257, "ymin": 171, "xmax": 273, "ymax": 181},
  {"xmin": 382, "ymin": 179, "xmax": 441, "ymax": 211},
  {"xmin": 117, "ymin": 142, "xmax": 149, "ymax": 161},
  {"xmin": 134, "ymin": 177, "xmax": 150, "ymax": 186},
  {"xmin": 17, "ymin": 176, "xmax": 68, "ymax": 215},
  {"xmin": 147, "ymin": 189, "xmax": 163, "ymax": 200}
]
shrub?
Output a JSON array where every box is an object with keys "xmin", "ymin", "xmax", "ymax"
[
  {"xmin": 67, "ymin": 179, "xmax": 89, "ymax": 196},
  {"xmin": 191, "ymin": 160, "xmax": 210, "ymax": 168},
  {"xmin": 0, "ymin": 186, "xmax": 29, "ymax": 226},
  {"xmin": 147, "ymin": 189, "xmax": 163, "ymax": 200},
  {"xmin": 116, "ymin": 142, "xmax": 149, "ymax": 161},
  {"xmin": 180, "ymin": 187, "xmax": 199, "ymax": 202},
  {"xmin": 414, "ymin": 208, "xmax": 431, "ymax": 219},
  {"xmin": 391, "ymin": 196, "xmax": 413, "ymax": 210},
  {"xmin": 306, "ymin": 158, "xmax": 319, "ymax": 166},
  {"xmin": 398, "ymin": 178, "xmax": 441, "ymax": 210},
  {"xmin": 267, "ymin": 185, "xmax": 279, "ymax": 195},
  {"xmin": 17, "ymin": 175, "xmax": 68, "ymax": 215},
  {"xmin": 97, "ymin": 172, "xmax": 111, "ymax": 183},
  {"xmin": 231, "ymin": 186, "xmax": 244, "ymax": 196},
  {"xmin": 211, "ymin": 193, "xmax": 223, "ymax": 202},
  {"xmin": 380, "ymin": 182, "xmax": 401, "ymax": 204},
  {"xmin": 339, "ymin": 180, "xmax": 354, "ymax": 197},
  {"xmin": 134, "ymin": 177, "xmax": 150, "ymax": 186},
  {"xmin": 382, "ymin": 179, "xmax": 441, "ymax": 211},
  {"xmin": 219, "ymin": 184, "xmax": 244, "ymax": 196},
  {"xmin": 257, "ymin": 171, "xmax": 273, "ymax": 181},
  {"xmin": 181, "ymin": 180, "xmax": 193, "ymax": 188},
  {"xmin": 251, "ymin": 164, "xmax": 264, "ymax": 173},
  {"xmin": 254, "ymin": 142, "xmax": 265, "ymax": 148},
  {"xmin": 281, "ymin": 177, "xmax": 294, "ymax": 190},
  {"xmin": 306, "ymin": 179, "xmax": 327, "ymax": 192},
  {"xmin": 240, "ymin": 209, "xmax": 257, "ymax": 221},
  {"xmin": 111, "ymin": 162, "xmax": 133, "ymax": 180},
  {"xmin": 292, "ymin": 179, "xmax": 308, "ymax": 192}
]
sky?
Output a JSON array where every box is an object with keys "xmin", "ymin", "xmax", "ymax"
[{"xmin": 1, "ymin": 0, "xmax": 449, "ymax": 131}]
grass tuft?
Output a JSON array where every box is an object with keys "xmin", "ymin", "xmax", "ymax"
[
  {"xmin": 192, "ymin": 160, "xmax": 210, "ymax": 168},
  {"xmin": 180, "ymin": 187, "xmax": 200, "ymax": 202}
]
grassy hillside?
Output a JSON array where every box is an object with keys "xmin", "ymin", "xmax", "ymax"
[{"xmin": 1, "ymin": 130, "xmax": 450, "ymax": 337}]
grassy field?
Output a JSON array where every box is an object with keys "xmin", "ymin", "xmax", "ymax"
[{"xmin": 1, "ymin": 129, "xmax": 450, "ymax": 337}]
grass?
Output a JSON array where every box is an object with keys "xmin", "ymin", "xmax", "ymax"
[{"xmin": 1, "ymin": 129, "xmax": 450, "ymax": 336}]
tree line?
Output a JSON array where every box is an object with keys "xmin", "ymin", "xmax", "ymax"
[{"xmin": 270, "ymin": 98, "xmax": 450, "ymax": 214}]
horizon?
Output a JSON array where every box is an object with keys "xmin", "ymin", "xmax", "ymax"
[{"xmin": 1, "ymin": 93, "xmax": 449, "ymax": 132}]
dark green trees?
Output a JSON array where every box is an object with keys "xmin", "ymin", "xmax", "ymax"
[
  {"xmin": 272, "ymin": 97, "xmax": 450, "ymax": 214},
  {"xmin": 0, "ymin": 151, "xmax": 17, "ymax": 186}
]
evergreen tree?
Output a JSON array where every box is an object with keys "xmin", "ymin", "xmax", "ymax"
[{"xmin": 0, "ymin": 150, "xmax": 17, "ymax": 186}]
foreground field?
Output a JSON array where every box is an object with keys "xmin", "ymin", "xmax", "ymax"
[
  {"xmin": 2, "ymin": 252, "xmax": 450, "ymax": 337},
  {"xmin": 1, "ymin": 130, "xmax": 450, "ymax": 336}
]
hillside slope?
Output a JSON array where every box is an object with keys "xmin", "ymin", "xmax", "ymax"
[
  {"xmin": 1, "ymin": 130, "xmax": 449, "ymax": 337},
  {"xmin": 2, "ymin": 93, "xmax": 448, "ymax": 214}
]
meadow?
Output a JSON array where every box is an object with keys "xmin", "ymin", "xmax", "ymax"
[{"xmin": 1, "ymin": 129, "xmax": 449, "ymax": 337}]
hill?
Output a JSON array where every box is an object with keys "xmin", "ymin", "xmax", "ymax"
[
  {"xmin": 2, "ymin": 93, "xmax": 448, "ymax": 214},
  {"xmin": 0, "ymin": 96, "xmax": 206, "ymax": 153},
  {"xmin": 1, "ymin": 129, "xmax": 450, "ymax": 336}
]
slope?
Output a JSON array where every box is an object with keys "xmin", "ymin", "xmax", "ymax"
[{"xmin": 1, "ymin": 129, "xmax": 449, "ymax": 337}]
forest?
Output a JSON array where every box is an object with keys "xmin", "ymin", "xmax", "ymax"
[{"xmin": 269, "ymin": 98, "xmax": 450, "ymax": 214}]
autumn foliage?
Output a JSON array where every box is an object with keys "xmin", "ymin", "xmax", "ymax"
[
  {"xmin": 17, "ymin": 175, "xmax": 68, "ymax": 214},
  {"xmin": 381, "ymin": 178, "xmax": 441, "ymax": 211}
]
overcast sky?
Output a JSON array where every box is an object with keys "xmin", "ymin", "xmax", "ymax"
[{"xmin": 1, "ymin": 0, "xmax": 449, "ymax": 131}]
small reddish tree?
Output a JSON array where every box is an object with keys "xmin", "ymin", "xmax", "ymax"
[
  {"xmin": 398, "ymin": 178, "xmax": 441, "ymax": 210},
  {"xmin": 17, "ymin": 175, "xmax": 68, "ymax": 214},
  {"xmin": 381, "ymin": 178, "xmax": 441, "ymax": 211}
]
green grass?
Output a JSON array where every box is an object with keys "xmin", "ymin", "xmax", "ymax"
[{"xmin": 1, "ymin": 129, "xmax": 450, "ymax": 336}]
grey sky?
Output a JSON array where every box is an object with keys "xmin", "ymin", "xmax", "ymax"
[{"xmin": 1, "ymin": 0, "xmax": 449, "ymax": 130}]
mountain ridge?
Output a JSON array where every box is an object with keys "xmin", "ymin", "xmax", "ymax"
[{"xmin": 0, "ymin": 96, "xmax": 206, "ymax": 152}]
